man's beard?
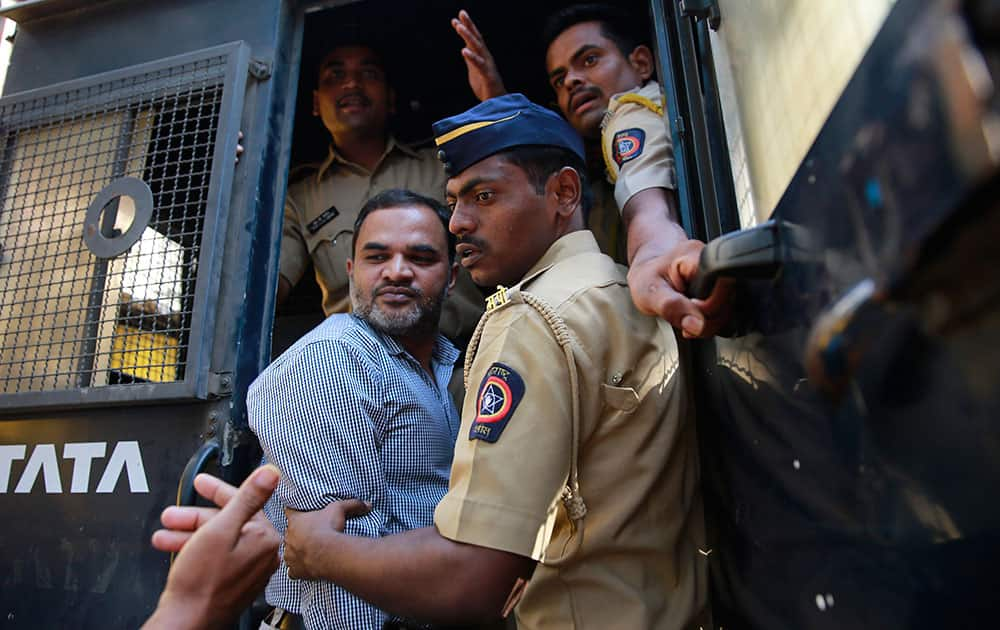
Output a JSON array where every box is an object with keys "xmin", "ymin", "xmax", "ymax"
[{"xmin": 350, "ymin": 279, "xmax": 447, "ymax": 339}]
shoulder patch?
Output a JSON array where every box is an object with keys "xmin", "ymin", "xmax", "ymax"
[
  {"xmin": 470, "ymin": 362, "xmax": 525, "ymax": 443},
  {"xmin": 306, "ymin": 205, "xmax": 340, "ymax": 234},
  {"xmin": 612, "ymin": 128, "xmax": 645, "ymax": 167}
]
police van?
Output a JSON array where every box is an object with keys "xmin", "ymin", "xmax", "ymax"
[{"xmin": 0, "ymin": 0, "xmax": 996, "ymax": 627}]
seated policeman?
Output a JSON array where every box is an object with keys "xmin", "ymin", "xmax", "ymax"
[
  {"xmin": 280, "ymin": 36, "xmax": 483, "ymax": 346},
  {"xmin": 280, "ymin": 95, "xmax": 709, "ymax": 629},
  {"xmin": 251, "ymin": 189, "xmax": 462, "ymax": 629}
]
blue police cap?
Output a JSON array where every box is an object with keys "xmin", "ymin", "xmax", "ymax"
[{"xmin": 433, "ymin": 93, "xmax": 585, "ymax": 176}]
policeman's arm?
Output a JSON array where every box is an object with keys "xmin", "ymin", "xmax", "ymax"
[
  {"xmin": 622, "ymin": 189, "xmax": 733, "ymax": 337},
  {"xmin": 284, "ymin": 511, "xmax": 535, "ymax": 625},
  {"xmin": 451, "ymin": 10, "xmax": 507, "ymax": 102}
]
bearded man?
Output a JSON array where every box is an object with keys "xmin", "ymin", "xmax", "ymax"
[{"xmin": 249, "ymin": 188, "xmax": 462, "ymax": 630}]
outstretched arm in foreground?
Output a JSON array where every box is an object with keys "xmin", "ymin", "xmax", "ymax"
[{"xmin": 142, "ymin": 465, "xmax": 281, "ymax": 630}]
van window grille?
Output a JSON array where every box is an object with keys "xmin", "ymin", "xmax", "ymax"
[{"xmin": 0, "ymin": 55, "xmax": 229, "ymax": 395}]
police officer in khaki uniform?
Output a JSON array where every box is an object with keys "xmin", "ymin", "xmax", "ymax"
[
  {"xmin": 280, "ymin": 94, "xmax": 709, "ymax": 630},
  {"xmin": 280, "ymin": 42, "xmax": 483, "ymax": 344},
  {"xmin": 453, "ymin": 4, "xmax": 731, "ymax": 337}
]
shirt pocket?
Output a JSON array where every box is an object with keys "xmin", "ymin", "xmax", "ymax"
[
  {"xmin": 305, "ymin": 222, "xmax": 353, "ymax": 294},
  {"xmin": 602, "ymin": 383, "xmax": 640, "ymax": 415}
]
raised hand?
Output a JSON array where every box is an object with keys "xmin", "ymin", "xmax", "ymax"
[{"xmin": 452, "ymin": 10, "xmax": 507, "ymax": 102}]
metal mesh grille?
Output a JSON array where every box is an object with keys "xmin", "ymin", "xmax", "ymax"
[{"xmin": 0, "ymin": 56, "xmax": 228, "ymax": 394}]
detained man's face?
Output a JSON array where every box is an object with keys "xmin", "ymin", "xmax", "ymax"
[
  {"xmin": 348, "ymin": 205, "xmax": 455, "ymax": 338},
  {"xmin": 545, "ymin": 21, "xmax": 648, "ymax": 138}
]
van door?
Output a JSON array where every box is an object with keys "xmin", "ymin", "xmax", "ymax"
[
  {"xmin": 0, "ymin": 0, "xmax": 297, "ymax": 626},
  {"xmin": 655, "ymin": 0, "xmax": 1000, "ymax": 627}
]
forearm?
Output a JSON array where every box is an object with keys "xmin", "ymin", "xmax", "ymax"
[
  {"xmin": 622, "ymin": 187, "xmax": 688, "ymax": 265},
  {"xmin": 304, "ymin": 526, "xmax": 528, "ymax": 625}
]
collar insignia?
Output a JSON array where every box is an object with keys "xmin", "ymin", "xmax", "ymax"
[{"xmin": 485, "ymin": 285, "xmax": 509, "ymax": 312}]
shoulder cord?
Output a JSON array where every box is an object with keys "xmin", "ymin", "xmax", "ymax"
[
  {"xmin": 601, "ymin": 93, "xmax": 666, "ymax": 185},
  {"xmin": 464, "ymin": 291, "xmax": 587, "ymax": 565}
]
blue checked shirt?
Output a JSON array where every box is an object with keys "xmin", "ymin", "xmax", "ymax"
[{"xmin": 248, "ymin": 313, "xmax": 460, "ymax": 630}]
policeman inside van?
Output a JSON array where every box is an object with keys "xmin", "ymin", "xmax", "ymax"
[
  {"xmin": 279, "ymin": 32, "xmax": 483, "ymax": 347},
  {"xmin": 452, "ymin": 3, "xmax": 732, "ymax": 338}
]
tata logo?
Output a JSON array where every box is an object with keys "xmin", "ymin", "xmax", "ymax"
[{"xmin": 0, "ymin": 441, "xmax": 149, "ymax": 494}]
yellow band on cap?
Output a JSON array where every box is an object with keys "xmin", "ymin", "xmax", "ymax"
[{"xmin": 434, "ymin": 112, "xmax": 522, "ymax": 146}]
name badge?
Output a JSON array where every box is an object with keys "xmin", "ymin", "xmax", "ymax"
[{"xmin": 306, "ymin": 205, "xmax": 340, "ymax": 234}]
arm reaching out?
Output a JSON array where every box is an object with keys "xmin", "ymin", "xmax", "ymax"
[
  {"xmin": 143, "ymin": 465, "xmax": 281, "ymax": 630},
  {"xmin": 623, "ymin": 188, "xmax": 733, "ymax": 338},
  {"xmin": 452, "ymin": 10, "xmax": 507, "ymax": 101}
]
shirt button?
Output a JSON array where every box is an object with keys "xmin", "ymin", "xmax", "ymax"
[{"xmin": 611, "ymin": 372, "xmax": 623, "ymax": 385}]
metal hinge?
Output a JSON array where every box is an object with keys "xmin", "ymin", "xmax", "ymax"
[
  {"xmin": 679, "ymin": 0, "xmax": 721, "ymax": 30},
  {"xmin": 248, "ymin": 58, "xmax": 272, "ymax": 81},
  {"xmin": 207, "ymin": 371, "xmax": 234, "ymax": 397}
]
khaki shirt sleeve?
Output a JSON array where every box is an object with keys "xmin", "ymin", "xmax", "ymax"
[
  {"xmin": 279, "ymin": 190, "xmax": 309, "ymax": 287},
  {"xmin": 434, "ymin": 304, "xmax": 572, "ymax": 559},
  {"xmin": 603, "ymin": 100, "xmax": 678, "ymax": 211}
]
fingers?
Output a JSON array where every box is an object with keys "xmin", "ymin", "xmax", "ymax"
[
  {"xmin": 193, "ymin": 472, "xmax": 240, "ymax": 509},
  {"xmin": 459, "ymin": 10, "xmax": 485, "ymax": 42},
  {"xmin": 151, "ymin": 528, "xmax": 194, "ymax": 553},
  {"xmin": 461, "ymin": 48, "xmax": 488, "ymax": 69},
  {"xmin": 693, "ymin": 277, "xmax": 734, "ymax": 319},
  {"xmin": 160, "ymin": 505, "xmax": 220, "ymax": 531},
  {"xmin": 209, "ymin": 465, "xmax": 281, "ymax": 538},
  {"xmin": 337, "ymin": 498, "xmax": 374, "ymax": 520},
  {"xmin": 452, "ymin": 11, "xmax": 488, "ymax": 55}
]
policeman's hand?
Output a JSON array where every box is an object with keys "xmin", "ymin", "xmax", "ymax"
[
  {"xmin": 143, "ymin": 465, "xmax": 281, "ymax": 630},
  {"xmin": 284, "ymin": 499, "xmax": 372, "ymax": 580},
  {"xmin": 452, "ymin": 10, "xmax": 506, "ymax": 102},
  {"xmin": 628, "ymin": 239, "xmax": 733, "ymax": 338}
]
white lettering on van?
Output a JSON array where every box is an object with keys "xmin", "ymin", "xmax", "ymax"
[{"xmin": 0, "ymin": 441, "xmax": 149, "ymax": 494}]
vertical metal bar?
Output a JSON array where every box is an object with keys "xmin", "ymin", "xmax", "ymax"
[
  {"xmin": 694, "ymin": 21, "xmax": 740, "ymax": 235},
  {"xmin": 75, "ymin": 107, "xmax": 137, "ymax": 387},
  {"xmin": 649, "ymin": 0, "xmax": 700, "ymax": 238},
  {"xmin": 670, "ymin": 2, "xmax": 722, "ymax": 239},
  {"xmin": 650, "ymin": 1, "xmax": 738, "ymax": 241}
]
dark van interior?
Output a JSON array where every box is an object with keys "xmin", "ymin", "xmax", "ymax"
[{"xmin": 272, "ymin": 0, "xmax": 647, "ymax": 353}]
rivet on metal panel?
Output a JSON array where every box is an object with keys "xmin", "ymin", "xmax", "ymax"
[
  {"xmin": 248, "ymin": 58, "xmax": 272, "ymax": 81},
  {"xmin": 208, "ymin": 371, "xmax": 234, "ymax": 397}
]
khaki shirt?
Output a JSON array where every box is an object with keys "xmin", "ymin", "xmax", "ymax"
[
  {"xmin": 601, "ymin": 80, "xmax": 678, "ymax": 211},
  {"xmin": 586, "ymin": 176, "xmax": 627, "ymax": 264},
  {"xmin": 434, "ymin": 230, "xmax": 707, "ymax": 629},
  {"xmin": 280, "ymin": 138, "xmax": 484, "ymax": 342}
]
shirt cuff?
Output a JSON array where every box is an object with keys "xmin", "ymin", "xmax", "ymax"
[{"xmin": 434, "ymin": 492, "xmax": 544, "ymax": 560}]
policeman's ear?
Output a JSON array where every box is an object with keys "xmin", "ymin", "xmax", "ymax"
[
  {"xmin": 627, "ymin": 45, "xmax": 655, "ymax": 82},
  {"xmin": 447, "ymin": 261, "xmax": 458, "ymax": 294},
  {"xmin": 550, "ymin": 166, "xmax": 583, "ymax": 223},
  {"xmin": 312, "ymin": 90, "xmax": 320, "ymax": 117},
  {"xmin": 345, "ymin": 256, "xmax": 354, "ymax": 277}
]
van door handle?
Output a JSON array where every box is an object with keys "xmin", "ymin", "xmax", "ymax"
[
  {"xmin": 176, "ymin": 441, "xmax": 220, "ymax": 506},
  {"xmin": 688, "ymin": 219, "xmax": 813, "ymax": 299}
]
